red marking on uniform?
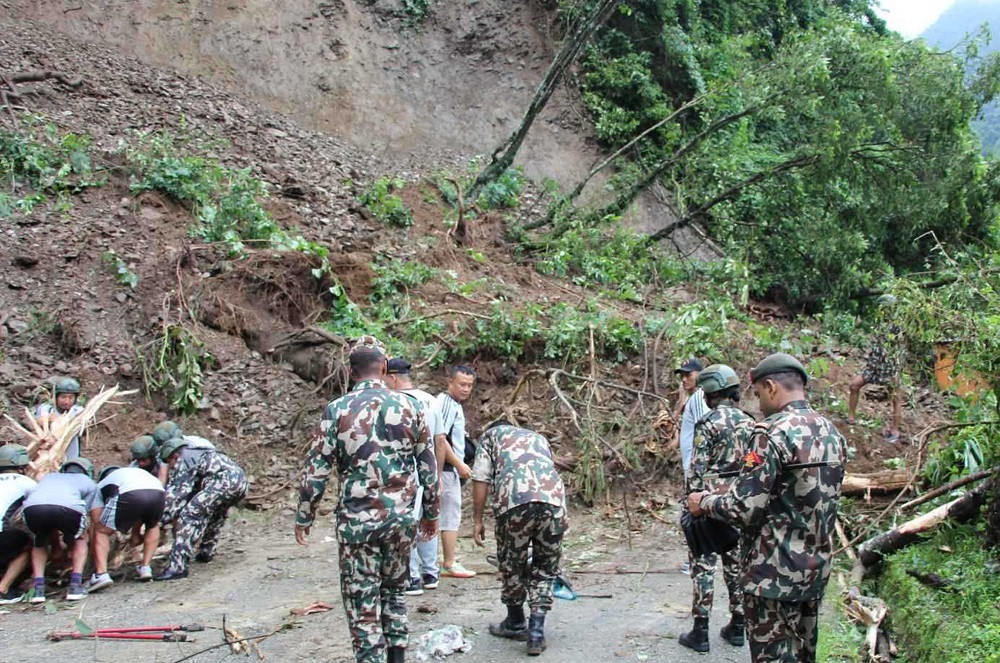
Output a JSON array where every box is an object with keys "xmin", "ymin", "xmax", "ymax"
[{"xmin": 743, "ymin": 450, "xmax": 764, "ymax": 469}]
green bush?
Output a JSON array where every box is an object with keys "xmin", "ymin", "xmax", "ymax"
[
  {"xmin": 0, "ymin": 122, "xmax": 99, "ymax": 216},
  {"xmin": 370, "ymin": 259, "xmax": 438, "ymax": 305},
  {"xmin": 124, "ymin": 130, "xmax": 277, "ymax": 243},
  {"xmin": 881, "ymin": 524, "xmax": 1000, "ymax": 662},
  {"xmin": 536, "ymin": 221, "xmax": 685, "ymax": 301},
  {"xmin": 359, "ymin": 177, "xmax": 414, "ymax": 227},
  {"xmin": 101, "ymin": 250, "xmax": 139, "ymax": 289},
  {"xmin": 477, "ymin": 167, "xmax": 524, "ymax": 210}
]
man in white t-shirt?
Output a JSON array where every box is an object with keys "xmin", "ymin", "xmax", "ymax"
[
  {"xmin": 435, "ymin": 365, "xmax": 477, "ymax": 579},
  {"xmin": 386, "ymin": 358, "xmax": 446, "ymax": 595},
  {"xmin": 673, "ymin": 358, "xmax": 706, "ymax": 576},
  {"xmin": 0, "ymin": 445, "xmax": 36, "ymax": 604},
  {"xmin": 674, "ymin": 358, "xmax": 707, "ymax": 480}
]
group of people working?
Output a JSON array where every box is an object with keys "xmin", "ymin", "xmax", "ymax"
[
  {"xmin": 296, "ymin": 339, "xmax": 849, "ymax": 663},
  {"xmin": 0, "ymin": 386, "xmax": 247, "ymax": 604}
]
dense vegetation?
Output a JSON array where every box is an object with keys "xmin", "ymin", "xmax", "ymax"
[{"xmin": 535, "ymin": 0, "xmax": 1000, "ymax": 314}]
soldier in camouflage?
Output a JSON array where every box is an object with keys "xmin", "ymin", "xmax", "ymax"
[
  {"xmin": 689, "ymin": 353, "xmax": 848, "ymax": 663},
  {"xmin": 849, "ymin": 294, "xmax": 905, "ymax": 442},
  {"xmin": 294, "ymin": 335, "xmax": 439, "ymax": 663},
  {"xmin": 472, "ymin": 420, "xmax": 568, "ymax": 657},
  {"xmin": 679, "ymin": 364, "xmax": 756, "ymax": 653},
  {"xmin": 155, "ymin": 437, "xmax": 248, "ymax": 581}
]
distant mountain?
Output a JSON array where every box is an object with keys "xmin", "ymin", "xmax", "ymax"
[{"xmin": 921, "ymin": 0, "xmax": 1000, "ymax": 154}]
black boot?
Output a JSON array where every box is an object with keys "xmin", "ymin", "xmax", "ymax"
[
  {"xmin": 387, "ymin": 645, "xmax": 405, "ymax": 663},
  {"xmin": 526, "ymin": 612, "xmax": 546, "ymax": 656},
  {"xmin": 489, "ymin": 604, "xmax": 528, "ymax": 640},
  {"xmin": 720, "ymin": 613, "xmax": 745, "ymax": 646},
  {"xmin": 679, "ymin": 616, "xmax": 710, "ymax": 653}
]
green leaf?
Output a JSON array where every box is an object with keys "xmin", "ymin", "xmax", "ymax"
[
  {"xmin": 75, "ymin": 618, "xmax": 94, "ymax": 635},
  {"xmin": 44, "ymin": 601, "xmax": 58, "ymax": 615}
]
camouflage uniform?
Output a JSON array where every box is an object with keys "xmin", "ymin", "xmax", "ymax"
[
  {"xmin": 700, "ymin": 400, "xmax": 847, "ymax": 663},
  {"xmin": 471, "ymin": 425, "xmax": 567, "ymax": 613},
  {"xmin": 862, "ymin": 322, "xmax": 904, "ymax": 386},
  {"xmin": 161, "ymin": 449, "xmax": 247, "ymax": 573},
  {"xmin": 296, "ymin": 377, "xmax": 439, "ymax": 663},
  {"xmin": 687, "ymin": 402, "xmax": 755, "ymax": 620}
]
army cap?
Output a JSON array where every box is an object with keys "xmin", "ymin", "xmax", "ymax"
[
  {"xmin": 697, "ymin": 364, "xmax": 740, "ymax": 394},
  {"xmin": 130, "ymin": 435, "xmax": 159, "ymax": 461},
  {"xmin": 350, "ymin": 335, "xmax": 387, "ymax": 357},
  {"xmin": 386, "ymin": 358, "xmax": 411, "ymax": 375},
  {"xmin": 750, "ymin": 353, "xmax": 808, "ymax": 385},
  {"xmin": 61, "ymin": 457, "xmax": 95, "ymax": 479},
  {"xmin": 0, "ymin": 444, "xmax": 30, "ymax": 468}
]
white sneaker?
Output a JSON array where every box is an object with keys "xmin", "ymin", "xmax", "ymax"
[
  {"xmin": 88, "ymin": 573, "xmax": 114, "ymax": 592},
  {"xmin": 136, "ymin": 565, "xmax": 153, "ymax": 581},
  {"xmin": 28, "ymin": 586, "xmax": 46, "ymax": 604}
]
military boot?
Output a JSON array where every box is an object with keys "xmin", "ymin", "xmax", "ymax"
[
  {"xmin": 488, "ymin": 604, "xmax": 528, "ymax": 640},
  {"xmin": 679, "ymin": 616, "xmax": 710, "ymax": 653},
  {"xmin": 720, "ymin": 613, "xmax": 745, "ymax": 646},
  {"xmin": 526, "ymin": 612, "xmax": 546, "ymax": 656},
  {"xmin": 387, "ymin": 645, "xmax": 405, "ymax": 663}
]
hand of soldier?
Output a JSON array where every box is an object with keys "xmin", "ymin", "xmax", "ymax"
[
  {"xmin": 473, "ymin": 520, "xmax": 486, "ymax": 547},
  {"xmin": 457, "ymin": 462, "xmax": 472, "ymax": 480},
  {"xmin": 688, "ymin": 491, "xmax": 708, "ymax": 516},
  {"xmin": 294, "ymin": 524, "xmax": 310, "ymax": 546},
  {"xmin": 419, "ymin": 517, "xmax": 438, "ymax": 541}
]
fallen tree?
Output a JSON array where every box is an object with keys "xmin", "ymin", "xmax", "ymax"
[{"xmin": 851, "ymin": 481, "xmax": 991, "ymax": 583}]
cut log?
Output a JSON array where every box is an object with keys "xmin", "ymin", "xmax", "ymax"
[
  {"xmin": 842, "ymin": 469, "xmax": 912, "ymax": 496},
  {"xmin": 855, "ymin": 481, "xmax": 990, "ymax": 576}
]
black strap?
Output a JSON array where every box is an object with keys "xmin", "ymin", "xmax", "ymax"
[{"xmin": 704, "ymin": 460, "xmax": 843, "ymax": 480}]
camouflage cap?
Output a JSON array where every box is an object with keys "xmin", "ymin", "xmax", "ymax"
[
  {"xmin": 697, "ymin": 364, "xmax": 740, "ymax": 394},
  {"xmin": 750, "ymin": 352, "xmax": 808, "ymax": 385},
  {"xmin": 350, "ymin": 335, "xmax": 387, "ymax": 358}
]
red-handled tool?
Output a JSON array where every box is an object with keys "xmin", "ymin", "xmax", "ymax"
[
  {"xmin": 91, "ymin": 624, "xmax": 204, "ymax": 634},
  {"xmin": 48, "ymin": 631, "xmax": 188, "ymax": 642}
]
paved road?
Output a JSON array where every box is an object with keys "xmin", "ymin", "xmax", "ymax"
[{"xmin": 0, "ymin": 504, "xmax": 749, "ymax": 663}]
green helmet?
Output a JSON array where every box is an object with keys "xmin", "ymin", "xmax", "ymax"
[
  {"xmin": 60, "ymin": 457, "xmax": 95, "ymax": 479},
  {"xmin": 130, "ymin": 435, "xmax": 159, "ymax": 461},
  {"xmin": 159, "ymin": 437, "xmax": 190, "ymax": 461},
  {"xmin": 750, "ymin": 352, "xmax": 808, "ymax": 386},
  {"xmin": 55, "ymin": 377, "xmax": 81, "ymax": 395},
  {"xmin": 0, "ymin": 444, "xmax": 30, "ymax": 469},
  {"xmin": 152, "ymin": 421, "xmax": 183, "ymax": 445},
  {"xmin": 98, "ymin": 465, "xmax": 121, "ymax": 482},
  {"xmin": 696, "ymin": 364, "xmax": 740, "ymax": 395}
]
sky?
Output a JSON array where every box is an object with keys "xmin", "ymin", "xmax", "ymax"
[{"xmin": 875, "ymin": 0, "xmax": 957, "ymax": 38}]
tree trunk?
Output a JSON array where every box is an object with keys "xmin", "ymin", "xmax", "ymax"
[
  {"xmin": 464, "ymin": 0, "xmax": 618, "ymax": 204},
  {"xmin": 856, "ymin": 481, "xmax": 990, "ymax": 573}
]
